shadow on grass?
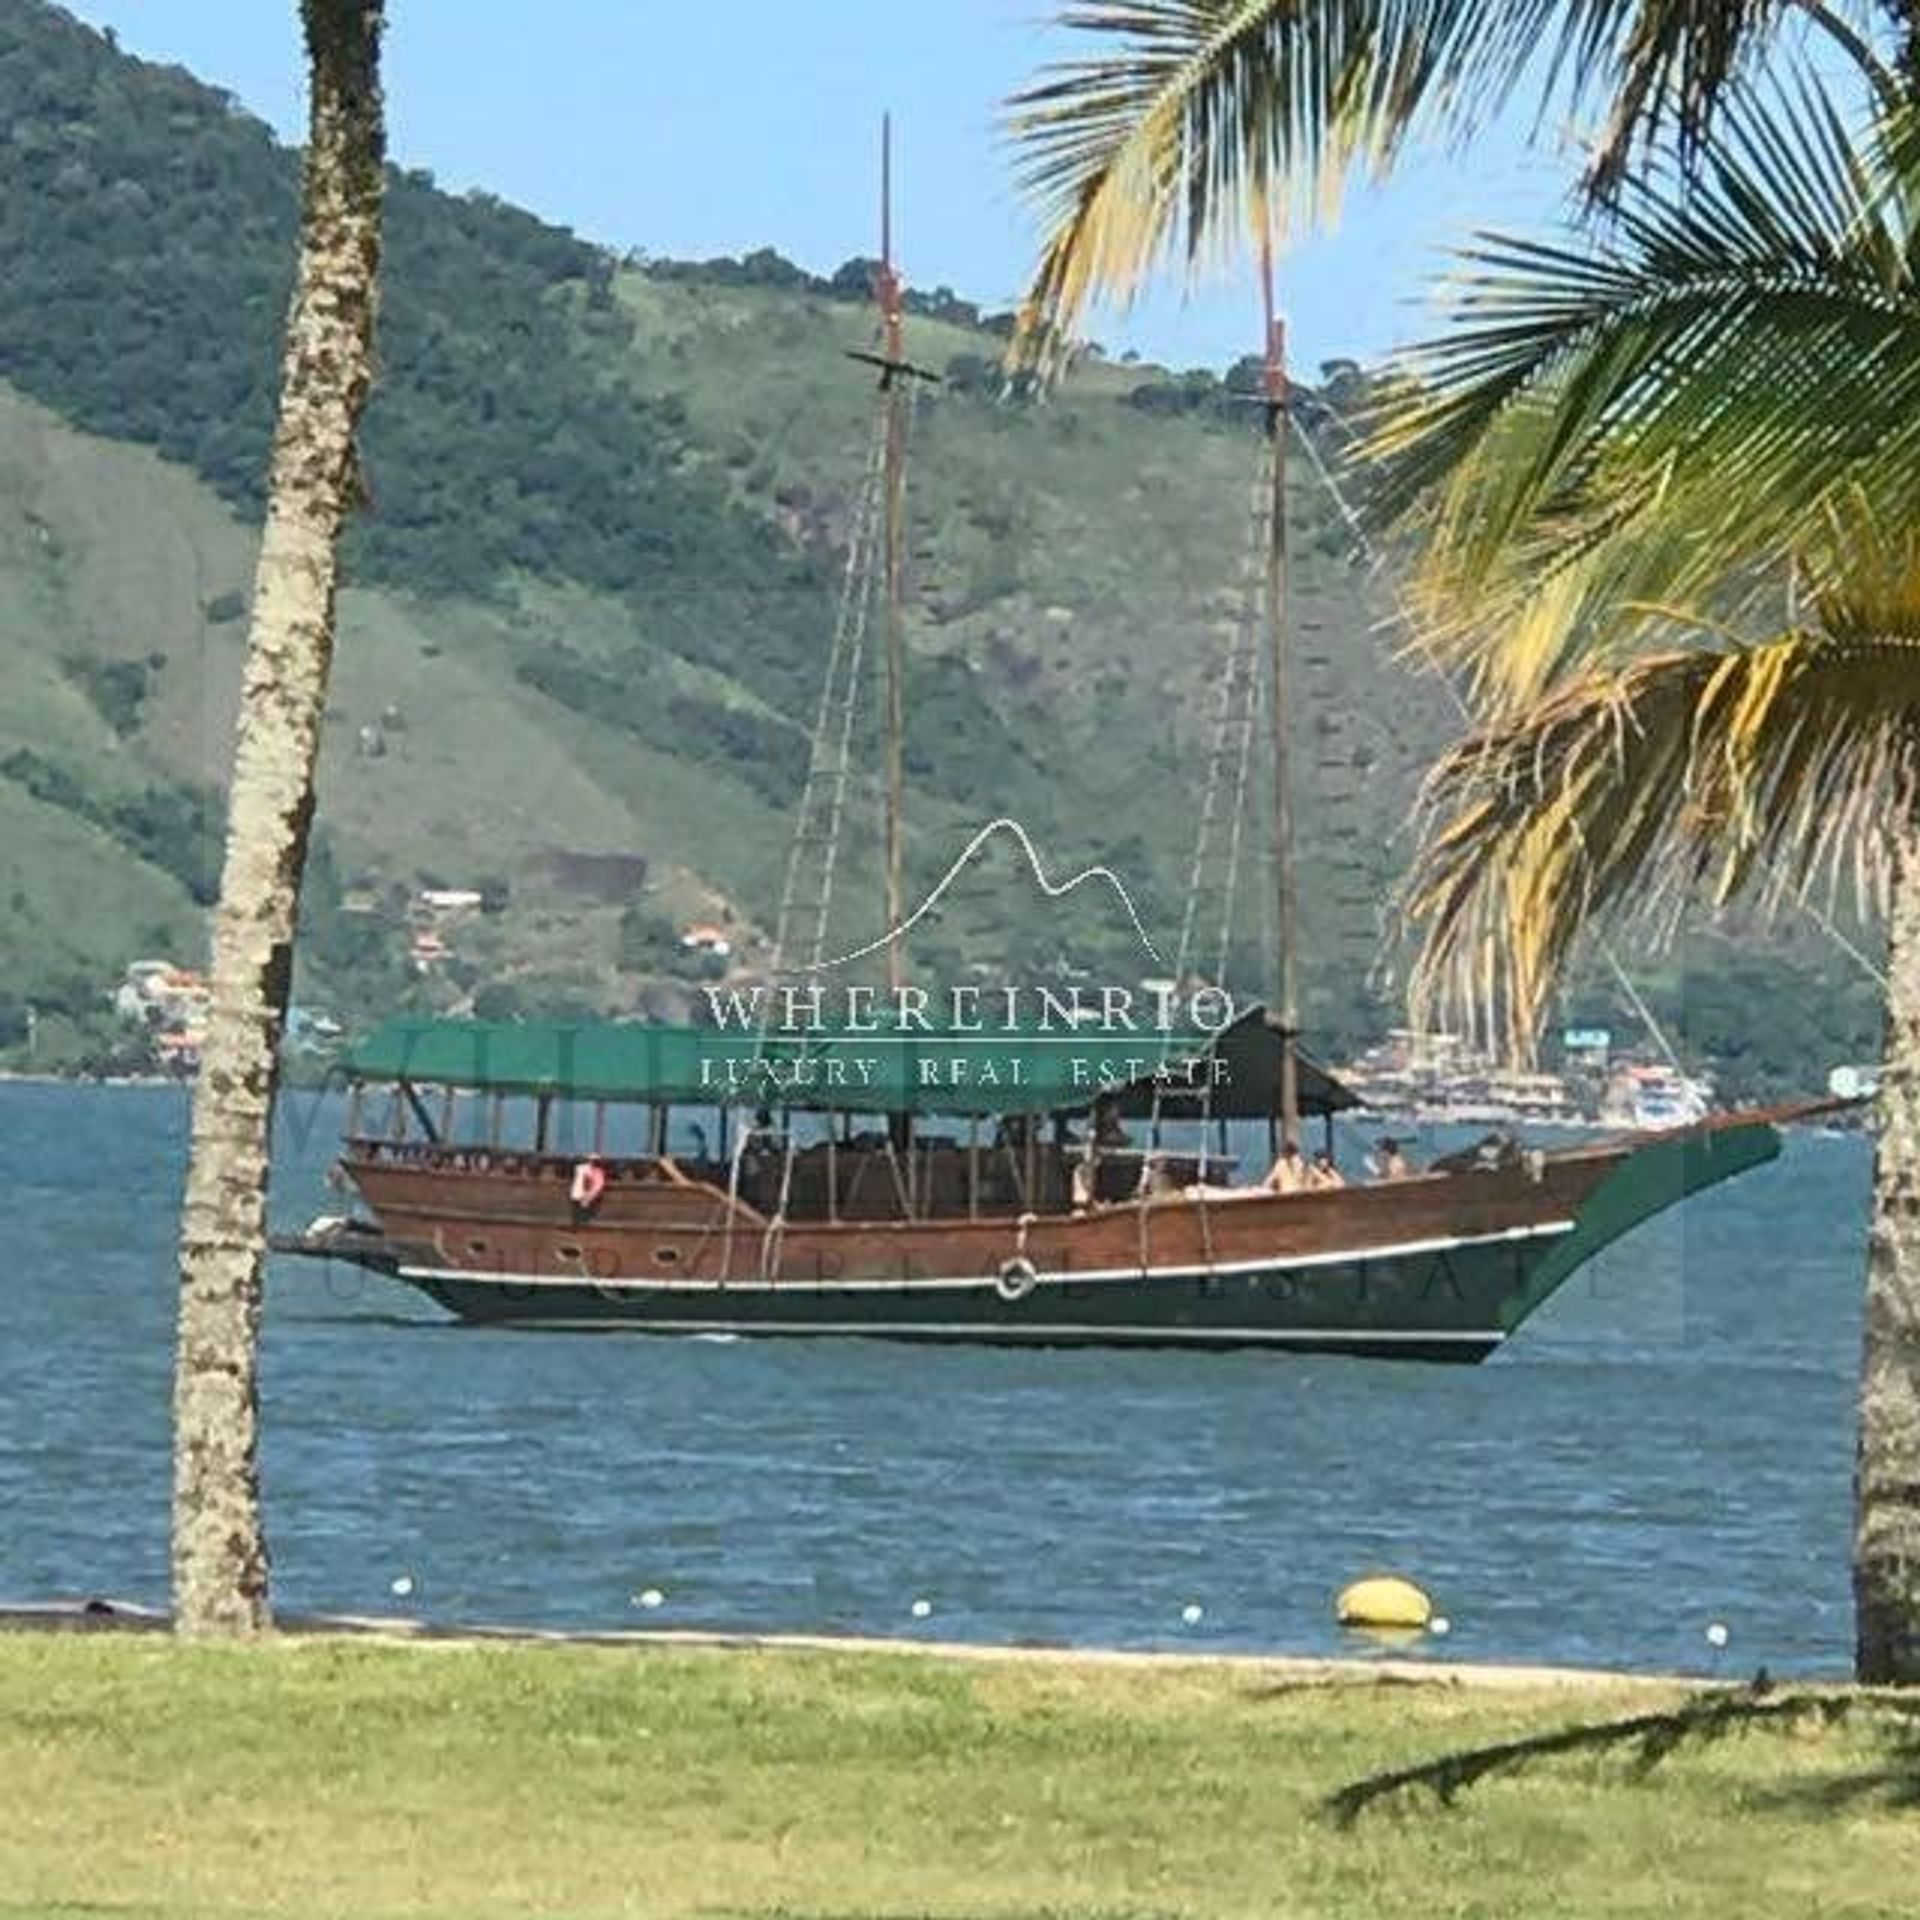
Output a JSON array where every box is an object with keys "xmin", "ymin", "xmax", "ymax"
[
  {"xmin": 1243, "ymin": 1673, "xmax": 1435, "ymax": 1703},
  {"xmin": 1325, "ymin": 1677, "xmax": 1920, "ymax": 1827}
]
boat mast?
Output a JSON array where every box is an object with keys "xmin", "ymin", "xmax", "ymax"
[
  {"xmin": 1259, "ymin": 235, "xmax": 1302, "ymax": 1148},
  {"xmin": 875, "ymin": 113, "xmax": 909, "ymax": 992}
]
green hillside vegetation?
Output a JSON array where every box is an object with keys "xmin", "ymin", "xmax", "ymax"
[{"xmin": 0, "ymin": 0, "xmax": 1881, "ymax": 1095}]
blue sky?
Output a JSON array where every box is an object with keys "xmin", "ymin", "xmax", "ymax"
[{"xmin": 68, "ymin": 1, "xmax": 1579, "ymax": 374}]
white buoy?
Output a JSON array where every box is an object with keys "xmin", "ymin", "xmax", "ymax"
[
  {"xmin": 1429, "ymin": 1615, "xmax": 1452, "ymax": 1638},
  {"xmin": 633, "ymin": 1587, "xmax": 665, "ymax": 1611},
  {"xmin": 1181, "ymin": 1602, "xmax": 1204, "ymax": 1626},
  {"xmin": 910, "ymin": 1598, "xmax": 933, "ymax": 1620},
  {"xmin": 1705, "ymin": 1621, "xmax": 1729, "ymax": 1649},
  {"xmin": 389, "ymin": 1574, "xmax": 414, "ymax": 1599}
]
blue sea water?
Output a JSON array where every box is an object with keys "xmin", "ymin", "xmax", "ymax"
[{"xmin": 0, "ymin": 1080, "xmax": 1872, "ymax": 1674}]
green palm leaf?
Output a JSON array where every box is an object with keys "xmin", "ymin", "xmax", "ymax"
[{"xmin": 1373, "ymin": 73, "xmax": 1920, "ymax": 700}]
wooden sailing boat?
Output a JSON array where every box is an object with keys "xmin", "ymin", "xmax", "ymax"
[{"xmin": 277, "ymin": 139, "xmax": 1808, "ymax": 1361}]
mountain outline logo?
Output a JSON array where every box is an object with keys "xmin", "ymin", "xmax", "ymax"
[{"xmin": 805, "ymin": 816, "xmax": 1165, "ymax": 973}]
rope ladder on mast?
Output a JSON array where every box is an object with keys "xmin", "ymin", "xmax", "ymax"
[
  {"xmin": 1143, "ymin": 431, "xmax": 1273, "ymax": 1203},
  {"xmin": 724, "ymin": 142, "xmax": 938, "ymax": 1279}
]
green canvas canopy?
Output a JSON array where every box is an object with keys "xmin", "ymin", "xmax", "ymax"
[{"xmin": 340, "ymin": 1010, "xmax": 1358, "ymax": 1120}]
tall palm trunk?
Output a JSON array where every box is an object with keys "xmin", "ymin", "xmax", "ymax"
[
  {"xmin": 1856, "ymin": 809, "xmax": 1920, "ymax": 1682},
  {"xmin": 171, "ymin": 0, "xmax": 386, "ymax": 1638}
]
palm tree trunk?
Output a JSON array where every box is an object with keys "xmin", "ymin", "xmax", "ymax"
[
  {"xmin": 171, "ymin": 0, "xmax": 385, "ymax": 1639},
  {"xmin": 1856, "ymin": 808, "xmax": 1920, "ymax": 1682}
]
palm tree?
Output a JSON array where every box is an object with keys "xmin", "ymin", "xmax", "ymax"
[
  {"xmin": 1371, "ymin": 81, "xmax": 1920, "ymax": 1682},
  {"xmin": 172, "ymin": 0, "xmax": 387, "ymax": 1638},
  {"xmin": 1009, "ymin": 8, "xmax": 1920, "ymax": 1680}
]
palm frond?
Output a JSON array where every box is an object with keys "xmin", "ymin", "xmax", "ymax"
[
  {"xmin": 1581, "ymin": 0, "xmax": 1797, "ymax": 192},
  {"xmin": 1406, "ymin": 572, "xmax": 1920, "ymax": 1055},
  {"xmin": 1007, "ymin": 0, "xmax": 1471, "ymax": 357},
  {"xmin": 1371, "ymin": 71, "xmax": 1920, "ymax": 702},
  {"xmin": 1005, "ymin": 0, "xmax": 1858, "ymax": 352}
]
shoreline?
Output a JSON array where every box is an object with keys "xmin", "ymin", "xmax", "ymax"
[
  {"xmin": 0, "ymin": 1599, "xmax": 1744, "ymax": 1692},
  {"xmin": 0, "ymin": 1068, "xmax": 181, "ymax": 1087}
]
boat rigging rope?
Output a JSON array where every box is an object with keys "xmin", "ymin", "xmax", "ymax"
[
  {"xmin": 1291, "ymin": 409, "xmax": 1721, "ymax": 1072},
  {"xmin": 1142, "ymin": 431, "xmax": 1275, "ymax": 1238},
  {"xmin": 768, "ymin": 396, "xmax": 890, "ymax": 975},
  {"xmin": 742, "ymin": 376, "xmax": 923, "ymax": 1280},
  {"xmin": 1208, "ymin": 609, "xmax": 1262, "ymax": 993},
  {"xmin": 715, "ymin": 385, "xmax": 899, "ymax": 1280}
]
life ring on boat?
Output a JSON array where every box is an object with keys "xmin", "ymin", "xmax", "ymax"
[
  {"xmin": 995, "ymin": 1255, "xmax": 1039, "ymax": 1303},
  {"xmin": 569, "ymin": 1158, "xmax": 609, "ymax": 1211}
]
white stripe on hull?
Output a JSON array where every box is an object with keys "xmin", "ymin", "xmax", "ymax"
[
  {"xmin": 399, "ymin": 1217, "xmax": 1574, "ymax": 1293},
  {"xmin": 424, "ymin": 1316, "xmax": 1506, "ymax": 1346}
]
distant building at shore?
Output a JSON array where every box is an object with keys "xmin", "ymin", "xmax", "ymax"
[
  {"xmin": 112, "ymin": 960, "xmax": 210, "ymax": 1078},
  {"xmin": 1333, "ymin": 1024, "xmax": 1717, "ymax": 1129}
]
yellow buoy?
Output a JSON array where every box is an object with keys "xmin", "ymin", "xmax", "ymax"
[{"xmin": 1336, "ymin": 1575, "xmax": 1434, "ymax": 1631}]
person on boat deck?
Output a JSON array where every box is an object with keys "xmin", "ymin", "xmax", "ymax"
[
  {"xmin": 1138, "ymin": 1152, "xmax": 1178, "ymax": 1198},
  {"xmin": 1071, "ymin": 1142, "xmax": 1099, "ymax": 1214},
  {"xmin": 1092, "ymin": 1097, "xmax": 1129, "ymax": 1148},
  {"xmin": 1262, "ymin": 1140, "xmax": 1309, "ymax": 1195},
  {"xmin": 1367, "ymin": 1136, "xmax": 1413, "ymax": 1182},
  {"xmin": 1307, "ymin": 1149, "xmax": 1345, "ymax": 1191}
]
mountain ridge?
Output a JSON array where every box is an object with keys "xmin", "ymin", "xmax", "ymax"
[{"xmin": 0, "ymin": 0, "xmax": 1882, "ymax": 1097}]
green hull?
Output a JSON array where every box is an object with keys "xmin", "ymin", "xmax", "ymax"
[{"xmin": 402, "ymin": 1238, "xmax": 1524, "ymax": 1361}]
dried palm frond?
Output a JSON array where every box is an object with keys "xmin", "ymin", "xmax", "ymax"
[{"xmin": 1408, "ymin": 556, "xmax": 1920, "ymax": 1054}]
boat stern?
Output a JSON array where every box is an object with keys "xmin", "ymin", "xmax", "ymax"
[{"xmin": 268, "ymin": 1212, "xmax": 415, "ymax": 1277}]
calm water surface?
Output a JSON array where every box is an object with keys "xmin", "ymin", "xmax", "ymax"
[{"xmin": 0, "ymin": 1080, "xmax": 1872, "ymax": 1674}]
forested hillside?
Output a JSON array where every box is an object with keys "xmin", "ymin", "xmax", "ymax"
[{"xmin": 0, "ymin": 1, "xmax": 1881, "ymax": 1094}]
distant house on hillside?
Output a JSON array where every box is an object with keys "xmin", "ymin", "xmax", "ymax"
[
  {"xmin": 114, "ymin": 960, "xmax": 210, "ymax": 1031},
  {"xmin": 679, "ymin": 922, "xmax": 732, "ymax": 960},
  {"xmin": 410, "ymin": 929, "xmax": 451, "ymax": 973},
  {"xmin": 113, "ymin": 960, "xmax": 170, "ymax": 1023},
  {"xmin": 114, "ymin": 959, "xmax": 210, "ymax": 1075},
  {"xmin": 416, "ymin": 887, "xmax": 484, "ymax": 916}
]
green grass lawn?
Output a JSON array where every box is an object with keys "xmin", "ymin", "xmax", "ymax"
[{"xmin": 3, "ymin": 1635, "xmax": 1916, "ymax": 1919}]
